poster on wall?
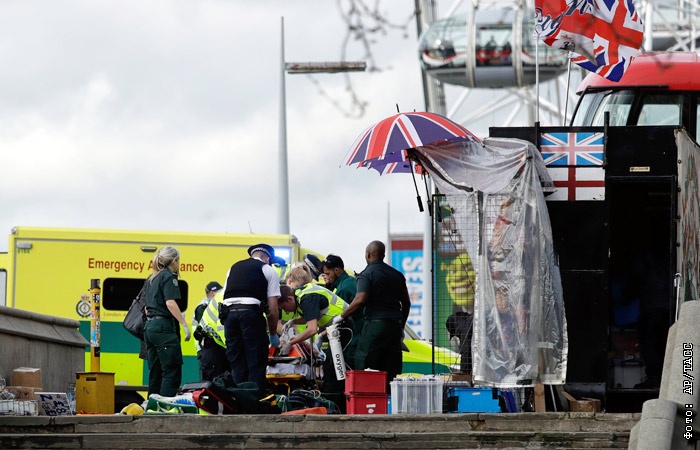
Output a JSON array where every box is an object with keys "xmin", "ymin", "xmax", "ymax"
[{"xmin": 389, "ymin": 235, "xmax": 425, "ymax": 337}]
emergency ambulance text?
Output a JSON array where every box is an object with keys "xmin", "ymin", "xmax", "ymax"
[
  {"xmin": 88, "ymin": 258, "xmax": 206, "ymax": 273},
  {"xmin": 89, "ymin": 258, "xmax": 146, "ymax": 273}
]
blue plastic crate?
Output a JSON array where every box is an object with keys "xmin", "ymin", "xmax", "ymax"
[{"xmin": 446, "ymin": 387, "xmax": 501, "ymax": 413}]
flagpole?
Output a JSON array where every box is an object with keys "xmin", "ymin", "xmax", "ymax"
[
  {"xmin": 563, "ymin": 59, "xmax": 572, "ymax": 126},
  {"xmin": 535, "ymin": 29, "xmax": 540, "ymax": 124}
]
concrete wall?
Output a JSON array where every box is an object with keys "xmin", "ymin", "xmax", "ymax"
[
  {"xmin": 629, "ymin": 300, "xmax": 700, "ymax": 450},
  {"xmin": 0, "ymin": 305, "xmax": 88, "ymax": 392}
]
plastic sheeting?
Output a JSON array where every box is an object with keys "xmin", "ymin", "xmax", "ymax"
[
  {"xmin": 676, "ymin": 129, "xmax": 700, "ymax": 304},
  {"xmin": 413, "ymin": 137, "xmax": 567, "ymax": 387}
]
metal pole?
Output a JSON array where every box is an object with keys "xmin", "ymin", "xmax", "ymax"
[
  {"xmin": 277, "ymin": 20, "xmax": 364, "ymax": 237},
  {"xmin": 89, "ymin": 279, "xmax": 101, "ymax": 372},
  {"xmin": 278, "ymin": 17, "xmax": 290, "ymax": 235},
  {"xmin": 535, "ymin": 29, "xmax": 540, "ymax": 123}
]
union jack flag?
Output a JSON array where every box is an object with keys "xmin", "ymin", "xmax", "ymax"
[
  {"xmin": 534, "ymin": 0, "xmax": 644, "ymax": 82},
  {"xmin": 540, "ymin": 131, "xmax": 605, "ymax": 201}
]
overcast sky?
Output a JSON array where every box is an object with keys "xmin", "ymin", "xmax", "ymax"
[{"xmin": 0, "ymin": 1, "xmax": 436, "ymax": 271}]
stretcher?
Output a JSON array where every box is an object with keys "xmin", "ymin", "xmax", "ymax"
[{"xmin": 267, "ymin": 341, "xmax": 324, "ymax": 393}]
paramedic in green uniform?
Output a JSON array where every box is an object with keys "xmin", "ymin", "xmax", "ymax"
[
  {"xmin": 144, "ymin": 245, "xmax": 191, "ymax": 397},
  {"xmin": 333, "ymin": 240, "xmax": 410, "ymax": 392}
]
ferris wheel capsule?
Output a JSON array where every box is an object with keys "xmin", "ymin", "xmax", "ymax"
[{"xmin": 418, "ymin": 7, "xmax": 568, "ymax": 89}]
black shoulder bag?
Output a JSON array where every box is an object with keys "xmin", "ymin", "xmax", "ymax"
[{"xmin": 123, "ymin": 284, "xmax": 147, "ymax": 340}]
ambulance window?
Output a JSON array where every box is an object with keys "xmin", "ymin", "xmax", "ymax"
[
  {"xmin": 636, "ymin": 94, "xmax": 683, "ymax": 126},
  {"xmin": 102, "ymin": 277, "xmax": 189, "ymax": 312}
]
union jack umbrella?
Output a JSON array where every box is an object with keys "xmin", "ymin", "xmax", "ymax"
[{"xmin": 343, "ymin": 111, "xmax": 481, "ymax": 175}]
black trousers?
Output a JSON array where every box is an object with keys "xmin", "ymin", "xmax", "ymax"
[{"xmin": 199, "ymin": 337, "xmax": 229, "ymax": 382}]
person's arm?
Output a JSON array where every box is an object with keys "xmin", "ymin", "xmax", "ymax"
[
  {"xmin": 266, "ymin": 296, "xmax": 280, "ymax": 336},
  {"xmin": 166, "ymin": 299, "xmax": 191, "ymax": 341},
  {"xmin": 278, "ymin": 316, "xmax": 297, "ymax": 334},
  {"xmin": 339, "ymin": 291, "xmax": 368, "ymax": 320},
  {"xmin": 399, "ymin": 286, "xmax": 411, "ymax": 327},
  {"xmin": 262, "ymin": 264, "xmax": 281, "ymax": 335},
  {"xmin": 288, "ymin": 318, "xmax": 318, "ymax": 345},
  {"xmin": 166, "ymin": 300, "xmax": 187, "ymax": 326}
]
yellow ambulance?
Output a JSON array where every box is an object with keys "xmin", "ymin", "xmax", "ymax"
[{"xmin": 0, "ymin": 226, "xmax": 310, "ymax": 407}]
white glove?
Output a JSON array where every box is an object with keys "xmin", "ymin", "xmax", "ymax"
[
  {"xmin": 182, "ymin": 323, "xmax": 191, "ymax": 342},
  {"xmin": 282, "ymin": 321, "xmax": 294, "ymax": 333},
  {"xmin": 314, "ymin": 334, "xmax": 324, "ymax": 347},
  {"xmin": 331, "ymin": 315, "xmax": 343, "ymax": 326}
]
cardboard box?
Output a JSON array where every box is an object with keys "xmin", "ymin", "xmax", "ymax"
[
  {"xmin": 440, "ymin": 373, "xmax": 473, "ymax": 384},
  {"xmin": 562, "ymin": 391, "xmax": 601, "ymax": 412},
  {"xmin": 12, "ymin": 368, "xmax": 41, "ymax": 388},
  {"xmin": 569, "ymin": 398, "xmax": 602, "ymax": 413},
  {"xmin": 6, "ymin": 386, "xmax": 42, "ymax": 400}
]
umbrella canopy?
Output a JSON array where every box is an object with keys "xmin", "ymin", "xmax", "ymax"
[{"xmin": 343, "ymin": 111, "xmax": 481, "ymax": 175}]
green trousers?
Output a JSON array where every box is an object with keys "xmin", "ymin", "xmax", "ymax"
[
  {"xmin": 354, "ymin": 319, "xmax": 403, "ymax": 393},
  {"xmin": 144, "ymin": 317, "xmax": 183, "ymax": 397}
]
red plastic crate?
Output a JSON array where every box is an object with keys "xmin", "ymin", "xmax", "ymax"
[
  {"xmin": 346, "ymin": 394, "xmax": 388, "ymax": 414},
  {"xmin": 344, "ymin": 370, "xmax": 387, "ymax": 395}
]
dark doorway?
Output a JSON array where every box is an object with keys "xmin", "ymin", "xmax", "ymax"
[{"xmin": 606, "ymin": 177, "xmax": 675, "ymax": 411}]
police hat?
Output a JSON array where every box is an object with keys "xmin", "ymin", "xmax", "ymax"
[
  {"xmin": 248, "ymin": 243, "xmax": 275, "ymax": 259},
  {"xmin": 205, "ymin": 281, "xmax": 223, "ymax": 293},
  {"xmin": 303, "ymin": 254, "xmax": 323, "ymax": 279},
  {"xmin": 270, "ymin": 255, "xmax": 287, "ymax": 266}
]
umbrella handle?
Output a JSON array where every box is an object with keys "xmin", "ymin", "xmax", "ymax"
[{"xmin": 408, "ymin": 149, "xmax": 424, "ymax": 213}]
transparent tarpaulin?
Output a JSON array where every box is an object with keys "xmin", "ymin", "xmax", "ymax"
[{"xmin": 414, "ymin": 137, "xmax": 568, "ymax": 387}]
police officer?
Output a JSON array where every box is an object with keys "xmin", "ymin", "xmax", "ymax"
[
  {"xmin": 221, "ymin": 244, "xmax": 280, "ymax": 393},
  {"xmin": 303, "ymin": 253, "xmax": 324, "ymax": 282},
  {"xmin": 192, "ymin": 281, "xmax": 228, "ymax": 381},
  {"xmin": 143, "ymin": 246, "xmax": 191, "ymax": 397},
  {"xmin": 270, "ymin": 256, "xmax": 290, "ymax": 284}
]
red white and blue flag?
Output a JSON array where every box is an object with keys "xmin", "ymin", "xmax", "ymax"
[
  {"xmin": 540, "ymin": 131, "xmax": 605, "ymax": 201},
  {"xmin": 534, "ymin": 0, "xmax": 644, "ymax": 82}
]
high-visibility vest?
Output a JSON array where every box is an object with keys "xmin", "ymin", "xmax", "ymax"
[
  {"xmin": 192, "ymin": 297, "xmax": 209, "ymax": 353},
  {"xmin": 293, "ymin": 283, "xmax": 348, "ymax": 327},
  {"xmin": 201, "ymin": 291, "xmax": 226, "ymax": 348},
  {"xmin": 272, "ymin": 264, "xmax": 290, "ymax": 283}
]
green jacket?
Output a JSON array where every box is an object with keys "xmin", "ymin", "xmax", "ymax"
[{"xmin": 332, "ymin": 271, "xmax": 357, "ymax": 303}]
